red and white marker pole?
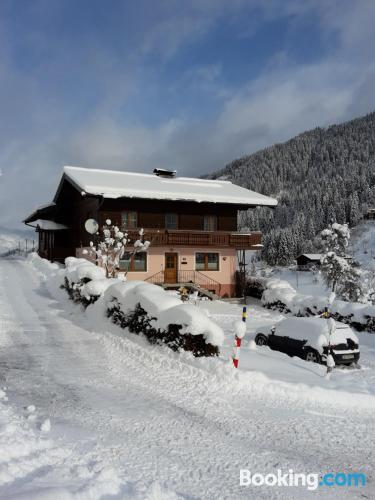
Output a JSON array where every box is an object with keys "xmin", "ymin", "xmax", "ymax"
[{"xmin": 232, "ymin": 306, "xmax": 247, "ymax": 368}]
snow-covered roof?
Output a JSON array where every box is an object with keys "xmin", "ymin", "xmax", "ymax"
[
  {"xmin": 30, "ymin": 219, "xmax": 69, "ymax": 231},
  {"xmin": 23, "ymin": 202, "xmax": 57, "ymax": 224},
  {"xmin": 34, "ymin": 202, "xmax": 56, "ymax": 211},
  {"xmin": 60, "ymin": 166, "xmax": 278, "ymax": 207},
  {"xmin": 298, "ymin": 254, "xmax": 322, "ymax": 261}
]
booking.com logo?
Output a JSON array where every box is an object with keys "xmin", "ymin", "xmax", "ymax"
[{"xmin": 240, "ymin": 469, "xmax": 366, "ymax": 491}]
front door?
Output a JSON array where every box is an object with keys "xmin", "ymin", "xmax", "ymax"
[{"xmin": 164, "ymin": 253, "xmax": 178, "ymax": 283}]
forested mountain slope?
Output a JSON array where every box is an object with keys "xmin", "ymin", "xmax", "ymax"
[{"xmin": 207, "ymin": 112, "xmax": 375, "ymax": 265}]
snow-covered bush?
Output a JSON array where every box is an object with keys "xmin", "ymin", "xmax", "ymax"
[
  {"xmin": 61, "ymin": 257, "xmax": 118, "ymax": 306},
  {"xmin": 259, "ymin": 276, "xmax": 375, "ymax": 332},
  {"xmin": 245, "ymin": 278, "xmax": 266, "ymax": 299},
  {"xmin": 60, "ymin": 257, "xmax": 224, "ymax": 356}
]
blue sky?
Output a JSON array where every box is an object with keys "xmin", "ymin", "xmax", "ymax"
[{"xmin": 1, "ymin": 0, "xmax": 375, "ymax": 228}]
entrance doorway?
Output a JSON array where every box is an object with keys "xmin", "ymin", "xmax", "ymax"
[{"xmin": 164, "ymin": 253, "xmax": 178, "ymax": 283}]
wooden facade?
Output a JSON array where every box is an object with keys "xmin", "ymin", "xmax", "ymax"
[
  {"xmin": 296, "ymin": 254, "xmax": 322, "ymax": 270},
  {"xmin": 24, "ymin": 168, "xmax": 277, "ymax": 297},
  {"xmin": 25, "ymin": 176, "xmax": 264, "ymax": 262}
]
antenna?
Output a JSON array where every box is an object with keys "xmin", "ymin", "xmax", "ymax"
[{"xmin": 84, "ymin": 218, "xmax": 99, "ymax": 235}]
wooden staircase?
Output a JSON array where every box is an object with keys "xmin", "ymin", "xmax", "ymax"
[
  {"xmin": 161, "ymin": 282, "xmax": 219, "ymax": 300},
  {"xmin": 145, "ymin": 270, "xmax": 221, "ymax": 300}
]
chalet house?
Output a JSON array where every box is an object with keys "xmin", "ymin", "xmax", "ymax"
[
  {"xmin": 24, "ymin": 166, "xmax": 277, "ymax": 297},
  {"xmin": 364, "ymin": 208, "xmax": 375, "ymax": 220},
  {"xmin": 296, "ymin": 254, "xmax": 322, "ymax": 270}
]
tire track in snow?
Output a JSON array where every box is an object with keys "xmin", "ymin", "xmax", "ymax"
[{"xmin": 0, "ymin": 257, "xmax": 374, "ymax": 499}]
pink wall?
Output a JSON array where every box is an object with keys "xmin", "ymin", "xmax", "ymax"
[
  {"xmin": 76, "ymin": 245, "xmax": 237, "ymax": 297},
  {"xmin": 122, "ymin": 246, "xmax": 237, "ymax": 296}
]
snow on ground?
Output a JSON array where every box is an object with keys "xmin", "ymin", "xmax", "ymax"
[
  {"xmin": 266, "ymin": 267, "xmax": 329, "ymax": 297},
  {"xmin": 0, "ymin": 255, "xmax": 374, "ymax": 499},
  {"xmin": 0, "ymin": 226, "xmax": 35, "ymax": 254},
  {"xmin": 349, "ymin": 219, "xmax": 375, "ymax": 271},
  {"xmin": 201, "ymin": 298, "xmax": 375, "ymax": 397}
]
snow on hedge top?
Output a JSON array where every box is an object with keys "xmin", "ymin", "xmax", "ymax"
[
  {"xmin": 261, "ymin": 276, "xmax": 375, "ymax": 324},
  {"xmin": 64, "ymin": 256, "xmax": 105, "ymax": 282},
  {"xmin": 62, "ymin": 166, "xmax": 277, "ymax": 207},
  {"xmin": 103, "ymin": 282, "xmax": 224, "ymax": 346},
  {"xmin": 153, "ymin": 304, "xmax": 224, "ymax": 346},
  {"xmin": 80, "ymin": 278, "xmax": 120, "ymax": 300},
  {"xmin": 104, "ymin": 280, "xmax": 182, "ymax": 317},
  {"xmin": 61, "ymin": 258, "xmax": 224, "ymax": 346}
]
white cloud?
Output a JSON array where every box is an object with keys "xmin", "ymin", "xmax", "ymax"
[{"xmin": 2, "ymin": 0, "xmax": 375, "ymax": 229}]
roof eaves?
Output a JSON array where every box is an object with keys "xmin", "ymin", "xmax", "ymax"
[{"xmin": 53, "ymin": 172, "xmax": 86, "ymax": 203}]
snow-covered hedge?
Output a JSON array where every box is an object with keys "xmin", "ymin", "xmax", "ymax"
[
  {"xmin": 61, "ymin": 257, "xmax": 224, "ymax": 356},
  {"xmin": 248, "ymin": 277, "xmax": 375, "ymax": 332}
]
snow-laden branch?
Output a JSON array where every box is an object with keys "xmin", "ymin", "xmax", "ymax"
[{"xmin": 88, "ymin": 219, "xmax": 150, "ymax": 278}]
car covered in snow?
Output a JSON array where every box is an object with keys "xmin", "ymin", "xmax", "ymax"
[{"xmin": 254, "ymin": 317, "xmax": 360, "ymax": 366}]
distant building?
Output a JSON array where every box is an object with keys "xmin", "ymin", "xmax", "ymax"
[
  {"xmin": 364, "ymin": 208, "xmax": 375, "ymax": 220},
  {"xmin": 296, "ymin": 254, "xmax": 322, "ymax": 270}
]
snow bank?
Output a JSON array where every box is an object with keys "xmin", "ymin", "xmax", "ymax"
[
  {"xmin": 64, "ymin": 257, "xmax": 105, "ymax": 283},
  {"xmin": 105, "ymin": 280, "xmax": 181, "ymax": 317},
  {"xmin": 258, "ymin": 276, "xmax": 375, "ymax": 331},
  {"xmin": 102, "ymin": 280, "xmax": 224, "ymax": 348},
  {"xmin": 153, "ymin": 304, "xmax": 223, "ymax": 347},
  {"xmin": 53, "ymin": 256, "xmax": 224, "ymax": 353},
  {"xmin": 80, "ymin": 278, "xmax": 119, "ymax": 301}
]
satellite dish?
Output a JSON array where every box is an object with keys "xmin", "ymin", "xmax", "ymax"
[{"xmin": 85, "ymin": 218, "xmax": 99, "ymax": 235}]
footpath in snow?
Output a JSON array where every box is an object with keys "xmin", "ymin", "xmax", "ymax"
[{"xmin": 0, "ymin": 256, "xmax": 374, "ymax": 499}]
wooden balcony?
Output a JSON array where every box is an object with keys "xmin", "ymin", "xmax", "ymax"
[{"xmin": 126, "ymin": 229, "xmax": 262, "ymax": 250}]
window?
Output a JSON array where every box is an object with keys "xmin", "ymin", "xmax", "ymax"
[
  {"xmin": 121, "ymin": 211, "xmax": 137, "ymax": 229},
  {"xmin": 119, "ymin": 252, "xmax": 147, "ymax": 272},
  {"xmin": 165, "ymin": 213, "xmax": 178, "ymax": 229},
  {"xmin": 195, "ymin": 253, "xmax": 219, "ymax": 271},
  {"xmin": 203, "ymin": 215, "xmax": 217, "ymax": 231}
]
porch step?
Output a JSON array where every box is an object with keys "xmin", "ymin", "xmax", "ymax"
[{"xmin": 161, "ymin": 282, "xmax": 219, "ymax": 301}]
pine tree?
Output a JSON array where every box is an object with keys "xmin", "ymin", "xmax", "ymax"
[
  {"xmin": 208, "ymin": 112, "xmax": 375, "ymax": 265},
  {"xmin": 348, "ymin": 192, "xmax": 361, "ymax": 227},
  {"xmin": 277, "ymin": 231, "xmax": 293, "ymax": 266},
  {"xmin": 319, "ymin": 223, "xmax": 364, "ymax": 301}
]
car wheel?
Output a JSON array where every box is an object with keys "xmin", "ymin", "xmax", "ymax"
[
  {"xmin": 305, "ymin": 349, "xmax": 321, "ymax": 364},
  {"xmin": 255, "ymin": 334, "xmax": 268, "ymax": 346}
]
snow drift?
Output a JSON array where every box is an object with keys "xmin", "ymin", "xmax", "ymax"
[{"xmin": 58, "ymin": 256, "xmax": 223, "ymax": 355}]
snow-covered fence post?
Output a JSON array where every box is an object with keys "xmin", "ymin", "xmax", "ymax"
[{"xmin": 232, "ymin": 306, "xmax": 247, "ymax": 368}]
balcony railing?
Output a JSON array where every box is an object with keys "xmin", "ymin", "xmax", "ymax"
[{"xmin": 126, "ymin": 229, "xmax": 262, "ymax": 249}]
